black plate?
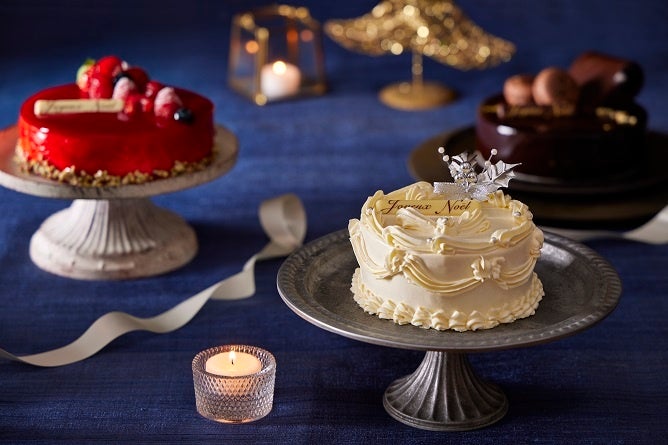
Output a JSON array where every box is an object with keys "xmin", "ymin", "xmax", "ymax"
[{"xmin": 408, "ymin": 127, "xmax": 668, "ymax": 228}]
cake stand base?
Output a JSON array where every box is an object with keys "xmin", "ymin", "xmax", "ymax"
[
  {"xmin": 379, "ymin": 81, "xmax": 457, "ymax": 110},
  {"xmin": 29, "ymin": 198, "xmax": 197, "ymax": 280},
  {"xmin": 383, "ymin": 351, "xmax": 507, "ymax": 431}
]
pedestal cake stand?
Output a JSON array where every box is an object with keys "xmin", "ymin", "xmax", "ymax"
[
  {"xmin": 0, "ymin": 125, "xmax": 238, "ymax": 280},
  {"xmin": 277, "ymin": 230, "xmax": 622, "ymax": 431}
]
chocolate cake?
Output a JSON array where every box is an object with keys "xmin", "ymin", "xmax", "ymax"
[{"xmin": 475, "ymin": 52, "xmax": 647, "ymax": 180}]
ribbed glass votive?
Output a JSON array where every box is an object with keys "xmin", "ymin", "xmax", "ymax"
[{"xmin": 192, "ymin": 345, "xmax": 276, "ymax": 423}]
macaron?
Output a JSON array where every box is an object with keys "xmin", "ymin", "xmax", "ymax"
[
  {"xmin": 532, "ymin": 67, "xmax": 579, "ymax": 107},
  {"xmin": 503, "ymin": 74, "xmax": 535, "ymax": 106}
]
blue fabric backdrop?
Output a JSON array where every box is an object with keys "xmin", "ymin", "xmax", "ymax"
[{"xmin": 0, "ymin": 0, "xmax": 666, "ymax": 443}]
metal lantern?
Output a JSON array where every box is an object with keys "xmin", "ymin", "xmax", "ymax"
[{"xmin": 228, "ymin": 4, "xmax": 327, "ymax": 105}]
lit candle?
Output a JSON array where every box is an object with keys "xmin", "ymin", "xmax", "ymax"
[
  {"xmin": 193, "ymin": 345, "xmax": 276, "ymax": 423},
  {"xmin": 260, "ymin": 60, "xmax": 301, "ymax": 100},
  {"xmin": 205, "ymin": 350, "xmax": 262, "ymax": 377}
]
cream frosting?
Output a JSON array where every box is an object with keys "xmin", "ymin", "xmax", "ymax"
[{"xmin": 349, "ymin": 181, "xmax": 544, "ymax": 331}]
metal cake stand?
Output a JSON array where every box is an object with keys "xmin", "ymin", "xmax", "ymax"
[
  {"xmin": 277, "ymin": 230, "xmax": 622, "ymax": 431},
  {"xmin": 0, "ymin": 125, "xmax": 238, "ymax": 280}
]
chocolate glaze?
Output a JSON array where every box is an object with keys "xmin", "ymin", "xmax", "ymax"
[{"xmin": 476, "ymin": 94, "xmax": 647, "ymax": 179}]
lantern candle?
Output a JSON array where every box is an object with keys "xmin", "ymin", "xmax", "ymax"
[{"xmin": 260, "ymin": 61, "xmax": 301, "ymax": 100}]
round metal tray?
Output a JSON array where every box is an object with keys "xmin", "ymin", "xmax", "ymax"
[
  {"xmin": 278, "ymin": 229, "xmax": 621, "ymax": 352},
  {"xmin": 277, "ymin": 229, "xmax": 622, "ymax": 430}
]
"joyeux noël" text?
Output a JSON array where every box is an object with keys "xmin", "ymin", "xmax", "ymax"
[{"xmin": 376, "ymin": 199, "xmax": 480, "ymax": 216}]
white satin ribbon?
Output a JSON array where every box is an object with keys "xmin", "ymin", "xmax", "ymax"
[{"xmin": 0, "ymin": 194, "xmax": 306, "ymax": 367}]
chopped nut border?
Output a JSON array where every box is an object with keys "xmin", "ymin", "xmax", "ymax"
[{"xmin": 14, "ymin": 144, "xmax": 215, "ymax": 187}]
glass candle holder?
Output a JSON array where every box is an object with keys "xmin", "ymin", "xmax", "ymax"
[
  {"xmin": 192, "ymin": 345, "xmax": 276, "ymax": 423},
  {"xmin": 228, "ymin": 4, "xmax": 327, "ymax": 105}
]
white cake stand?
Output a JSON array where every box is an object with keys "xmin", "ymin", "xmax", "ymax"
[{"xmin": 0, "ymin": 125, "xmax": 238, "ymax": 280}]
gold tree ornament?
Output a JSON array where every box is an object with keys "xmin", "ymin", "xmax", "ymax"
[{"xmin": 325, "ymin": 0, "xmax": 515, "ymax": 110}]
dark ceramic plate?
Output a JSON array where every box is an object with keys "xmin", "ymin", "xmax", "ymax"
[
  {"xmin": 409, "ymin": 126, "xmax": 668, "ymax": 195},
  {"xmin": 408, "ymin": 127, "xmax": 668, "ymax": 228}
]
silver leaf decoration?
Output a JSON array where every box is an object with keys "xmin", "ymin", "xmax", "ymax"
[
  {"xmin": 434, "ymin": 149, "xmax": 520, "ymax": 200},
  {"xmin": 478, "ymin": 160, "xmax": 521, "ymax": 188}
]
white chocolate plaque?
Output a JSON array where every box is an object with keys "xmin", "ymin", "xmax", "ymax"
[{"xmin": 34, "ymin": 99, "xmax": 124, "ymax": 116}]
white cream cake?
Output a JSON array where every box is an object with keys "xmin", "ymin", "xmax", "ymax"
[{"xmin": 348, "ymin": 152, "xmax": 544, "ymax": 332}]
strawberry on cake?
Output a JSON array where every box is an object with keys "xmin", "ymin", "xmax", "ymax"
[{"xmin": 16, "ymin": 56, "xmax": 216, "ymax": 186}]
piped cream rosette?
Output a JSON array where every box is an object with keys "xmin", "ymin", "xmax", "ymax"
[{"xmin": 349, "ymin": 181, "xmax": 544, "ymax": 332}]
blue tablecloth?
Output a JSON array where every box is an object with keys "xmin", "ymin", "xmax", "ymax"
[{"xmin": 1, "ymin": 0, "xmax": 666, "ymax": 443}]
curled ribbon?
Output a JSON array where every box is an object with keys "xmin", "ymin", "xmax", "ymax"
[{"xmin": 0, "ymin": 194, "xmax": 306, "ymax": 367}]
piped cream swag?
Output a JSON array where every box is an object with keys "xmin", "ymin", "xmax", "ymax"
[{"xmin": 349, "ymin": 149, "xmax": 544, "ymax": 332}]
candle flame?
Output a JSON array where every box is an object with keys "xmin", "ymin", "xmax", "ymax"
[
  {"xmin": 272, "ymin": 61, "xmax": 288, "ymax": 75},
  {"xmin": 229, "ymin": 350, "xmax": 236, "ymax": 365}
]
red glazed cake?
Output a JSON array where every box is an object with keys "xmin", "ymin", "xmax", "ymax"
[
  {"xmin": 16, "ymin": 56, "xmax": 215, "ymax": 186},
  {"xmin": 475, "ymin": 52, "xmax": 647, "ymax": 180}
]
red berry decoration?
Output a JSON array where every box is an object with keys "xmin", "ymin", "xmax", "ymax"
[
  {"xmin": 140, "ymin": 97, "xmax": 154, "ymax": 113},
  {"xmin": 154, "ymin": 87, "xmax": 183, "ymax": 119},
  {"xmin": 95, "ymin": 55, "xmax": 124, "ymax": 78},
  {"xmin": 73, "ymin": 56, "xmax": 192, "ymax": 123},
  {"xmin": 87, "ymin": 71, "xmax": 114, "ymax": 98},
  {"xmin": 144, "ymin": 80, "xmax": 164, "ymax": 99},
  {"xmin": 123, "ymin": 67, "xmax": 150, "ymax": 92},
  {"xmin": 112, "ymin": 77, "xmax": 137, "ymax": 102},
  {"xmin": 123, "ymin": 94, "xmax": 143, "ymax": 116}
]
